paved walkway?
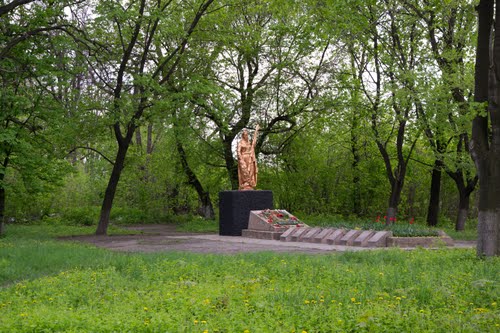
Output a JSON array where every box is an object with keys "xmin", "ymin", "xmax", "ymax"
[{"xmin": 63, "ymin": 224, "xmax": 476, "ymax": 254}]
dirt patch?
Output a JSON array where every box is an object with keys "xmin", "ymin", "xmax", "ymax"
[{"xmin": 60, "ymin": 224, "xmax": 336, "ymax": 254}]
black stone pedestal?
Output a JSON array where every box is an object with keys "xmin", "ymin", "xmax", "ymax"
[{"xmin": 219, "ymin": 190, "xmax": 273, "ymax": 236}]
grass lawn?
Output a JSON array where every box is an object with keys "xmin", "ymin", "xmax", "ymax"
[{"xmin": 1, "ymin": 224, "xmax": 499, "ymax": 332}]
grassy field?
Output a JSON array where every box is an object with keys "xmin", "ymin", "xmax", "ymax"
[{"xmin": 1, "ymin": 224, "xmax": 499, "ymax": 332}]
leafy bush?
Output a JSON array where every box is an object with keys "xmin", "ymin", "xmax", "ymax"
[{"xmin": 60, "ymin": 206, "xmax": 100, "ymax": 226}]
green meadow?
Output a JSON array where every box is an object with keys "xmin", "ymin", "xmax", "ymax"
[{"xmin": 1, "ymin": 225, "xmax": 499, "ymax": 333}]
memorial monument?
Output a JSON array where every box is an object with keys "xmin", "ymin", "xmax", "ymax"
[
  {"xmin": 219, "ymin": 125, "xmax": 273, "ymax": 236},
  {"xmin": 237, "ymin": 125, "xmax": 259, "ymax": 190}
]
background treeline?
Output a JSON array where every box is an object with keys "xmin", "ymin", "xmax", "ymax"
[{"xmin": 0, "ymin": 0, "xmax": 480, "ymax": 234}]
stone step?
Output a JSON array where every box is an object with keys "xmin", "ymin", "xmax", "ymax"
[
  {"xmin": 325, "ymin": 229, "xmax": 346, "ymax": 245},
  {"xmin": 353, "ymin": 230, "xmax": 376, "ymax": 247},
  {"xmin": 243, "ymin": 226, "xmax": 453, "ymax": 249},
  {"xmin": 338, "ymin": 229, "xmax": 363, "ymax": 246},
  {"xmin": 290, "ymin": 227, "xmax": 309, "ymax": 242},
  {"xmin": 280, "ymin": 227, "xmax": 299, "ymax": 242},
  {"xmin": 312, "ymin": 228, "xmax": 335, "ymax": 243},
  {"xmin": 300, "ymin": 227, "xmax": 323, "ymax": 242}
]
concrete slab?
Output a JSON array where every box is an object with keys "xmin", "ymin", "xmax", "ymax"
[
  {"xmin": 367, "ymin": 231, "xmax": 392, "ymax": 248},
  {"xmin": 241, "ymin": 229, "xmax": 282, "ymax": 240},
  {"xmin": 291, "ymin": 227, "xmax": 309, "ymax": 242},
  {"xmin": 325, "ymin": 229, "xmax": 346, "ymax": 245},
  {"xmin": 301, "ymin": 228, "xmax": 323, "ymax": 242},
  {"xmin": 280, "ymin": 227, "xmax": 299, "ymax": 242},
  {"xmin": 313, "ymin": 228, "xmax": 335, "ymax": 243},
  {"xmin": 353, "ymin": 230, "xmax": 375, "ymax": 247},
  {"xmin": 338, "ymin": 229, "xmax": 362, "ymax": 246}
]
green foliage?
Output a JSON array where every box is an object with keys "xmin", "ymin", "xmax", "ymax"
[
  {"xmin": 304, "ymin": 216, "xmax": 440, "ymax": 237},
  {"xmin": 175, "ymin": 216, "xmax": 219, "ymax": 233},
  {"xmin": 0, "ymin": 225, "xmax": 499, "ymax": 332}
]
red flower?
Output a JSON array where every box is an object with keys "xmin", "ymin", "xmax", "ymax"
[
  {"xmin": 409, "ymin": 217, "xmax": 414, "ymax": 225},
  {"xmin": 375, "ymin": 215, "xmax": 380, "ymax": 223}
]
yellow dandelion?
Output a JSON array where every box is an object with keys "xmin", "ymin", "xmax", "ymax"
[
  {"xmin": 203, "ymin": 330, "xmax": 208, "ymax": 333},
  {"xmin": 304, "ymin": 300, "xmax": 310, "ymax": 304},
  {"xmin": 244, "ymin": 330, "xmax": 250, "ymax": 333},
  {"xmin": 351, "ymin": 298, "xmax": 356, "ymax": 302},
  {"xmin": 194, "ymin": 320, "xmax": 199, "ymax": 324},
  {"xmin": 143, "ymin": 307, "xmax": 148, "ymax": 311},
  {"xmin": 201, "ymin": 320, "xmax": 207, "ymax": 324}
]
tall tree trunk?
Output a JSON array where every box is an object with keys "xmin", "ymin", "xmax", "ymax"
[
  {"xmin": 96, "ymin": 122, "xmax": 136, "ymax": 235},
  {"xmin": 427, "ymin": 159, "xmax": 443, "ymax": 226},
  {"xmin": 447, "ymin": 170, "xmax": 478, "ymax": 231},
  {"xmin": 471, "ymin": 0, "xmax": 499, "ymax": 256},
  {"xmin": 386, "ymin": 177, "xmax": 404, "ymax": 225},
  {"xmin": 176, "ymin": 137, "xmax": 215, "ymax": 220},
  {"xmin": 456, "ymin": 193, "xmax": 470, "ymax": 232},
  {"xmin": 351, "ymin": 113, "xmax": 361, "ymax": 216}
]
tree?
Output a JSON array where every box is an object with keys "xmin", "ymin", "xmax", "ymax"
[
  {"xmin": 0, "ymin": 0, "xmax": 80, "ymax": 234},
  {"xmin": 351, "ymin": 1, "xmax": 422, "ymax": 224},
  {"xmin": 82, "ymin": 0, "xmax": 215, "ymax": 235},
  {"xmin": 404, "ymin": 0, "xmax": 478, "ymax": 229},
  {"xmin": 178, "ymin": 0, "xmax": 332, "ymax": 190},
  {"xmin": 471, "ymin": 0, "xmax": 500, "ymax": 256}
]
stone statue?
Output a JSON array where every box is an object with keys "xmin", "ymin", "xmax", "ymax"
[{"xmin": 237, "ymin": 125, "xmax": 259, "ymax": 190}]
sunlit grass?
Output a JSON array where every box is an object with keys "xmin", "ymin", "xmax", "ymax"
[{"xmin": 0, "ymin": 225, "xmax": 498, "ymax": 332}]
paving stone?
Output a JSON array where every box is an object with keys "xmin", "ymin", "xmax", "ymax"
[
  {"xmin": 367, "ymin": 231, "xmax": 393, "ymax": 248},
  {"xmin": 352, "ymin": 230, "xmax": 375, "ymax": 247},
  {"xmin": 280, "ymin": 227, "xmax": 299, "ymax": 242},
  {"xmin": 313, "ymin": 228, "xmax": 335, "ymax": 243},
  {"xmin": 325, "ymin": 229, "xmax": 346, "ymax": 245},
  {"xmin": 338, "ymin": 229, "xmax": 362, "ymax": 246},
  {"xmin": 301, "ymin": 228, "xmax": 323, "ymax": 242}
]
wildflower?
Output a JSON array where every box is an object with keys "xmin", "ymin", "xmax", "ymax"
[
  {"xmin": 203, "ymin": 330, "xmax": 208, "ymax": 333},
  {"xmin": 143, "ymin": 307, "xmax": 148, "ymax": 311},
  {"xmin": 304, "ymin": 300, "xmax": 310, "ymax": 304},
  {"xmin": 194, "ymin": 320, "xmax": 199, "ymax": 324},
  {"xmin": 409, "ymin": 217, "xmax": 414, "ymax": 225},
  {"xmin": 375, "ymin": 215, "xmax": 380, "ymax": 223},
  {"xmin": 201, "ymin": 320, "xmax": 207, "ymax": 324},
  {"xmin": 244, "ymin": 330, "xmax": 250, "ymax": 333},
  {"xmin": 351, "ymin": 298, "xmax": 356, "ymax": 302}
]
